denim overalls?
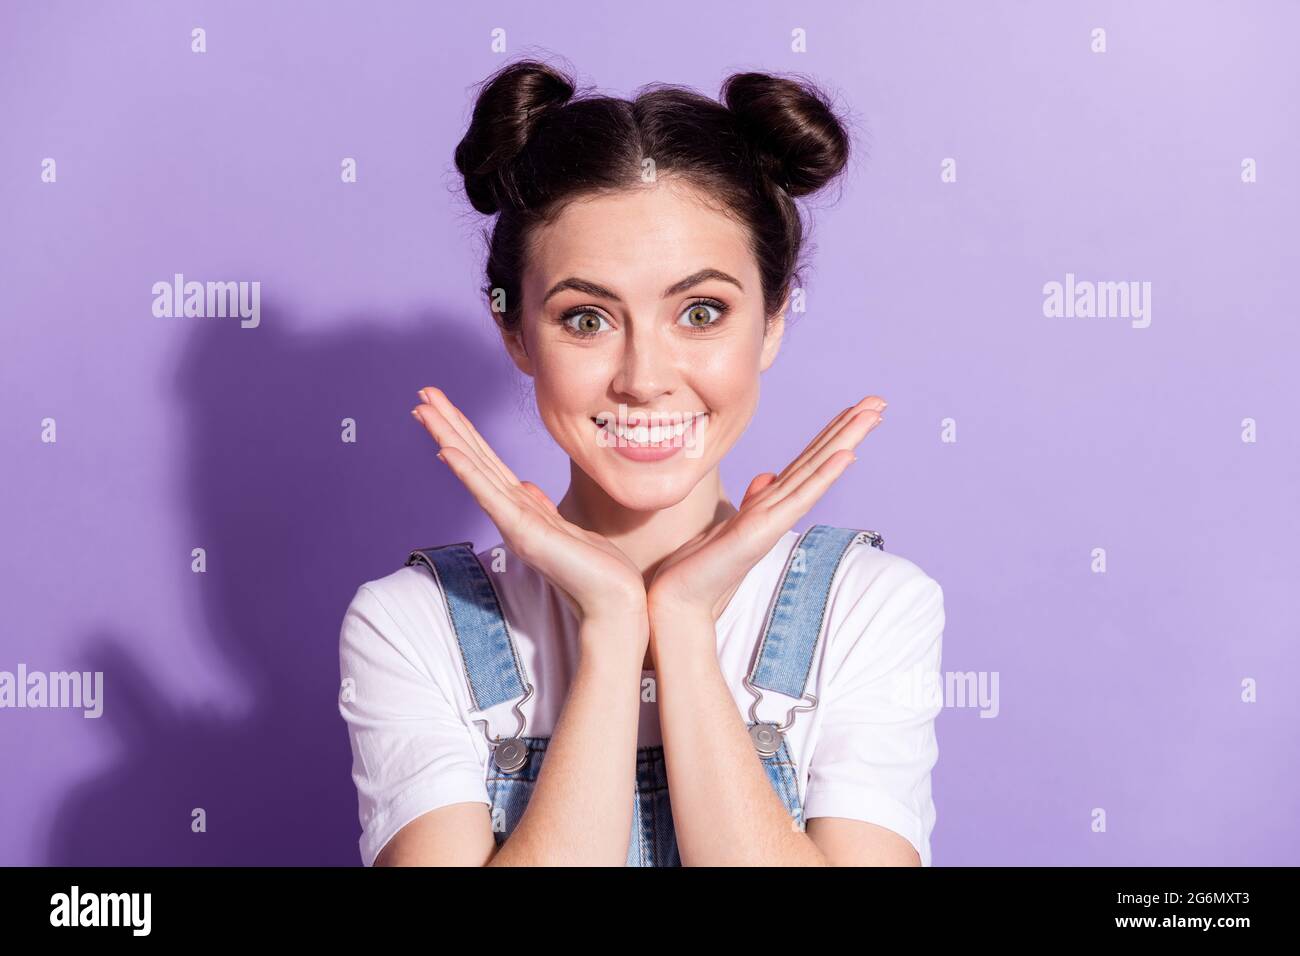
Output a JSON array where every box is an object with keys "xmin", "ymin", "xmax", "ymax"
[{"xmin": 406, "ymin": 523, "xmax": 884, "ymax": 866}]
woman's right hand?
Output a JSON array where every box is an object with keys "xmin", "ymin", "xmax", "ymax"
[{"xmin": 411, "ymin": 387, "xmax": 648, "ymax": 632}]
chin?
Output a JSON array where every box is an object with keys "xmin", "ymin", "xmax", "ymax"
[
  {"xmin": 550, "ymin": 412, "xmax": 729, "ymax": 509},
  {"xmin": 588, "ymin": 464, "xmax": 702, "ymax": 512}
]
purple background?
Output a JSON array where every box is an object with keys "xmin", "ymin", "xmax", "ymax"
[{"xmin": 2, "ymin": 0, "xmax": 1296, "ymax": 866}]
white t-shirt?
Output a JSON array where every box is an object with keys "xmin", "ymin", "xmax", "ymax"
[{"xmin": 338, "ymin": 527, "xmax": 945, "ymax": 866}]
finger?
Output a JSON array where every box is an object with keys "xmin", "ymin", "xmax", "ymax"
[
  {"xmin": 430, "ymin": 414, "xmax": 565, "ymax": 539},
  {"xmin": 418, "ymin": 387, "xmax": 507, "ymax": 481},
  {"xmin": 766, "ymin": 448, "xmax": 857, "ymax": 525},
  {"xmin": 412, "ymin": 401, "xmax": 484, "ymax": 471},
  {"xmin": 775, "ymin": 406, "xmax": 856, "ymax": 479},
  {"xmin": 773, "ymin": 395, "xmax": 886, "ymax": 485},
  {"xmin": 413, "ymin": 397, "xmax": 563, "ymax": 535},
  {"xmin": 751, "ymin": 406, "xmax": 876, "ymax": 510},
  {"xmin": 741, "ymin": 472, "xmax": 778, "ymax": 508},
  {"xmin": 763, "ymin": 410, "xmax": 881, "ymax": 511},
  {"xmin": 520, "ymin": 480, "xmax": 561, "ymax": 516},
  {"xmin": 437, "ymin": 445, "xmax": 526, "ymax": 538},
  {"xmin": 411, "ymin": 399, "xmax": 475, "ymax": 460},
  {"xmin": 786, "ymin": 395, "xmax": 884, "ymax": 467},
  {"xmin": 412, "ymin": 402, "xmax": 518, "ymax": 505},
  {"xmin": 421, "ymin": 386, "xmax": 522, "ymax": 489},
  {"xmin": 517, "ymin": 479, "xmax": 589, "ymax": 541},
  {"xmin": 419, "ymin": 387, "xmax": 501, "ymax": 472}
]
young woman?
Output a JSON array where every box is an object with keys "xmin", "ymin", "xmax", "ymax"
[{"xmin": 338, "ymin": 58, "xmax": 946, "ymax": 867}]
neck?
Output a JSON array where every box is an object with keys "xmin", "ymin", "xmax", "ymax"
[{"xmin": 556, "ymin": 460, "xmax": 737, "ymax": 586}]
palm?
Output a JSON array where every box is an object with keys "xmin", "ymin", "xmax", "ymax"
[
  {"xmin": 648, "ymin": 505, "xmax": 773, "ymax": 621},
  {"xmin": 412, "ymin": 387, "xmax": 645, "ymax": 620},
  {"xmin": 648, "ymin": 395, "xmax": 887, "ymax": 621}
]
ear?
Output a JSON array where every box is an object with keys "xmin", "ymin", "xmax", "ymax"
[
  {"xmin": 498, "ymin": 319, "xmax": 535, "ymax": 377},
  {"xmin": 758, "ymin": 297, "xmax": 788, "ymax": 372}
]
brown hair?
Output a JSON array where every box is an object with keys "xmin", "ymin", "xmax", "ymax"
[{"xmin": 453, "ymin": 57, "xmax": 853, "ymax": 335}]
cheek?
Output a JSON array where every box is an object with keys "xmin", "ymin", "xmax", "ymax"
[
  {"xmin": 692, "ymin": 336, "xmax": 763, "ymax": 405},
  {"xmin": 526, "ymin": 348, "xmax": 607, "ymax": 450},
  {"xmin": 521, "ymin": 321, "xmax": 578, "ymax": 396},
  {"xmin": 530, "ymin": 348, "xmax": 599, "ymax": 413}
]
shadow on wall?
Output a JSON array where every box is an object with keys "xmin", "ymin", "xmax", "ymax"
[{"xmin": 45, "ymin": 298, "xmax": 523, "ymax": 864}]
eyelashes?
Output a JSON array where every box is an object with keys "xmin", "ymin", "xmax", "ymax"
[{"xmin": 557, "ymin": 298, "xmax": 731, "ymax": 339}]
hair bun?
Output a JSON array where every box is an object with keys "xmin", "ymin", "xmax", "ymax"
[
  {"xmin": 721, "ymin": 72, "xmax": 849, "ymax": 198},
  {"xmin": 454, "ymin": 60, "xmax": 577, "ymax": 214}
]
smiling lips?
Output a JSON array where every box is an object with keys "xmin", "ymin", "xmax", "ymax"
[
  {"xmin": 593, "ymin": 412, "xmax": 706, "ymax": 444},
  {"xmin": 592, "ymin": 412, "xmax": 708, "ymax": 462}
]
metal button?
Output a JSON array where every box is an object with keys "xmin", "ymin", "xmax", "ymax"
[
  {"xmin": 749, "ymin": 722, "xmax": 783, "ymax": 758},
  {"xmin": 493, "ymin": 737, "xmax": 528, "ymax": 773}
]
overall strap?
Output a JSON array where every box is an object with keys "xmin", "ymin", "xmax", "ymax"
[
  {"xmin": 405, "ymin": 542, "xmax": 529, "ymax": 714},
  {"xmin": 744, "ymin": 524, "xmax": 884, "ymax": 754}
]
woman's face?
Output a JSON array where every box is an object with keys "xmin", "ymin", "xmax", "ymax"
[{"xmin": 505, "ymin": 178, "xmax": 785, "ymax": 512}]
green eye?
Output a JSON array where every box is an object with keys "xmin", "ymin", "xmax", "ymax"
[
  {"xmin": 678, "ymin": 299, "xmax": 728, "ymax": 331},
  {"xmin": 559, "ymin": 299, "xmax": 731, "ymax": 339},
  {"xmin": 561, "ymin": 310, "xmax": 611, "ymax": 337}
]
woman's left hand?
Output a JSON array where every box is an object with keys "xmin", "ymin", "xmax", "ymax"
[{"xmin": 647, "ymin": 395, "xmax": 888, "ymax": 631}]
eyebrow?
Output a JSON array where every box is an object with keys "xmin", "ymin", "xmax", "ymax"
[{"xmin": 541, "ymin": 268, "xmax": 744, "ymax": 306}]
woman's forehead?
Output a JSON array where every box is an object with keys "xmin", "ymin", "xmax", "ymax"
[{"xmin": 525, "ymin": 186, "xmax": 757, "ymax": 297}]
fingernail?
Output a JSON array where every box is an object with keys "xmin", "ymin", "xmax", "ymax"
[
  {"xmin": 410, "ymin": 407, "xmax": 421, "ymax": 420},
  {"xmin": 436, "ymin": 451, "xmax": 446, "ymax": 463}
]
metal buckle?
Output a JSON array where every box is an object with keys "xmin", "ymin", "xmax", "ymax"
[
  {"xmin": 742, "ymin": 674, "xmax": 818, "ymax": 757},
  {"xmin": 855, "ymin": 530, "xmax": 884, "ymax": 549},
  {"xmin": 472, "ymin": 682, "xmax": 535, "ymax": 773}
]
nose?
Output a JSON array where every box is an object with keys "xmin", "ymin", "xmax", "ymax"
[{"xmin": 610, "ymin": 319, "xmax": 676, "ymax": 403}]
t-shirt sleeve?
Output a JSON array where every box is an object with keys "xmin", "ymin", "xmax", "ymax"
[
  {"xmin": 802, "ymin": 562, "xmax": 945, "ymax": 866},
  {"xmin": 337, "ymin": 582, "xmax": 489, "ymax": 867}
]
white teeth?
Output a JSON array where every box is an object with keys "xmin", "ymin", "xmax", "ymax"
[{"xmin": 594, "ymin": 413, "xmax": 706, "ymax": 444}]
